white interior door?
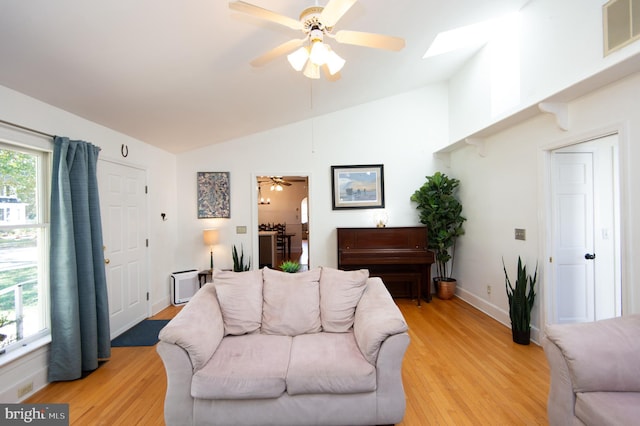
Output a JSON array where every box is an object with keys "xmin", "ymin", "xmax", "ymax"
[
  {"xmin": 551, "ymin": 151, "xmax": 595, "ymax": 323},
  {"xmin": 550, "ymin": 134, "xmax": 621, "ymax": 324},
  {"xmin": 98, "ymin": 159, "xmax": 148, "ymax": 338}
]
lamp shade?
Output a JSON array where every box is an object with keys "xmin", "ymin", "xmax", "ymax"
[
  {"xmin": 287, "ymin": 46, "xmax": 310, "ymax": 71},
  {"xmin": 303, "ymin": 61, "xmax": 320, "ymax": 79},
  {"xmin": 326, "ymin": 49, "xmax": 345, "ymax": 75},
  {"xmin": 309, "ymin": 41, "xmax": 330, "ymax": 66},
  {"xmin": 203, "ymin": 229, "xmax": 218, "ymax": 246}
]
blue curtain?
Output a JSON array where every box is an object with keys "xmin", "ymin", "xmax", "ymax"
[{"xmin": 49, "ymin": 136, "xmax": 110, "ymax": 381}]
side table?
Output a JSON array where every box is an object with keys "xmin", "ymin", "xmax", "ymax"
[{"xmin": 198, "ymin": 269, "xmax": 212, "ymax": 287}]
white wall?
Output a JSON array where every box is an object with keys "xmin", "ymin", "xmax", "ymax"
[
  {"xmin": 175, "ymin": 85, "xmax": 449, "ymax": 273},
  {"xmin": 0, "ymin": 84, "xmax": 178, "ymax": 401},
  {"xmin": 448, "ymin": 0, "xmax": 640, "ymax": 146},
  {"xmin": 449, "ymin": 72, "xmax": 640, "ymax": 342}
]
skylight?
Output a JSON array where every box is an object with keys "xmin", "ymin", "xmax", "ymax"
[{"xmin": 423, "ymin": 13, "xmax": 519, "ymax": 58}]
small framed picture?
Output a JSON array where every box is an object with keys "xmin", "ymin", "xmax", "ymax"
[
  {"xmin": 197, "ymin": 172, "xmax": 230, "ymax": 218},
  {"xmin": 331, "ymin": 164, "xmax": 385, "ymax": 210}
]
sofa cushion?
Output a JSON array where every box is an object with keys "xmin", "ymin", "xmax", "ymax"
[
  {"xmin": 575, "ymin": 392, "xmax": 640, "ymax": 426},
  {"xmin": 213, "ymin": 269, "xmax": 263, "ymax": 336},
  {"xmin": 319, "ymin": 267, "xmax": 369, "ymax": 332},
  {"xmin": 191, "ymin": 334, "xmax": 292, "ymax": 399},
  {"xmin": 262, "ymin": 267, "xmax": 322, "ymax": 336},
  {"xmin": 545, "ymin": 315, "xmax": 640, "ymax": 392},
  {"xmin": 286, "ymin": 332, "xmax": 376, "ymax": 396}
]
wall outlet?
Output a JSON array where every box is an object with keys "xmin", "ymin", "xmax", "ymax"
[
  {"xmin": 486, "ymin": 285, "xmax": 492, "ymax": 295},
  {"xmin": 236, "ymin": 226, "xmax": 247, "ymax": 234},
  {"xmin": 515, "ymin": 228, "xmax": 526, "ymax": 240},
  {"xmin": 17, "ymin": 382, "xmax": 33, "ymax": 398}
]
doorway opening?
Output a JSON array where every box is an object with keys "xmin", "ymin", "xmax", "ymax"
[
  {"xmin": 257, "ymin": 176, "xmax": 310, "ymax": 271},
  {"xmin": 547, "ymin": 133, "xmax": 621, "ymax": 325}
]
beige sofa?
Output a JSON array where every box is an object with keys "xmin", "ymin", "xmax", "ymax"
[
  {"xmin": 157, "ymin": 267, "xmax": 410, "ymax": 426},
  {"xmin": 542, "ymin": 315, "xmax": 640, "ymax": 426}
]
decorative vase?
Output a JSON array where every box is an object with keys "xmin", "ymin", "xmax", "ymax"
[
  {"xmin": 512, "ymin": 328, "xmax": 531, "ymax": 345},
  {"xmin": 436, "ymin": 278, "xmax": 457, "ymax": 300}
]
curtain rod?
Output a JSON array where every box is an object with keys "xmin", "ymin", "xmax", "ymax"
[{"xmin": 0, "ymin": 119, "xmax": 54, "ymax": 139}]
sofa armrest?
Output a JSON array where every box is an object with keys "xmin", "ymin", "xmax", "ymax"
[
  {"xmin": 375, "ymin": 332, "xmax": 410, "ymax": 424},
  {"xmin": 158, "ymin": 283, "xmax": 224, "ymax": 371},
  {"xmin": 354, "ymin": 277, "xmax": 408, "ymax": 364},
  {"xmin": 544, "ymin": 315, "xmax": 640, "ymax": 393},
  {"xmin": 156, "ymin": 342, "xmax": 195, "ymax": 426},
  {"xmin": 542, "ymin": 335, "xmax": 577, "ymax": 426}
]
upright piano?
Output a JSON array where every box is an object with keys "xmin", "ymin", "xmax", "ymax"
[{"xmin": 337, "ymin": 227, "xmax": 435, "ymax": 305}]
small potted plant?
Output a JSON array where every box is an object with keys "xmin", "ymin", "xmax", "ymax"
[
  {"xmin": 503, "ymin": 256, "xmax": 537, "ymax": 345},
  {"xmin": 410, "ymin": 172, "xmax": 466, "ymax": 299},
  {"xmin": 279, "ymin": 260, "xmax": 300, "ymax": 273},
  {"xmin": 232, "ymin": 244, "xmax": 251, "ymax": 272}
]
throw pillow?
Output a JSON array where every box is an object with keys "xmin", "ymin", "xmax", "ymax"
[
  {"xmin": 262, "ymin": 267, "xmax": 321, "ymax": 336},
  {"xmin": 319, "ymin": 267, "xmax": 369, "ymax": 332},
  {"xmin": 213, "ymin": 269, "xmax": 263, "ymax": 336}
]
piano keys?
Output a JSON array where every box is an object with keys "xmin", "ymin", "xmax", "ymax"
[{"xmin": 337, "ymin": 227, "xmax": 435, "ymax": 306}]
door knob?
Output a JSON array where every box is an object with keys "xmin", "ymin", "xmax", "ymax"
[
  {"xmin": 105, "ymin": 258, "xmax": 111, "ymax": 264},
  {"xmin": 584, "ymin": 253, "xmax": 596, "ymax": 260}
]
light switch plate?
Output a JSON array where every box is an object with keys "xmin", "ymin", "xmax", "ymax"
[
  {"xmin": 515, "ymin": 228, "xmax": 526, "ymax": 241},
  {"xmin": 236, "ymin": 226, "xmax": 247, "ymax": 234}
]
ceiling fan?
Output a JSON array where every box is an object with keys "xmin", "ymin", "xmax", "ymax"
[
  {"xmin": 268, "ymin": 176, "xmax": 292, "ymax": 186},
  {"xmin": 258, "ymin": 176, "xmax": 293, "ymax": 191},
  {"xmin": 229, "ymin": 0, "xmax": 405, "ymax": 80}
]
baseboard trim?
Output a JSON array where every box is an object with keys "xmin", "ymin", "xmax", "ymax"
[{"xmin": 455, "ymin": 287, "xmax": 541, "ymax": 345}]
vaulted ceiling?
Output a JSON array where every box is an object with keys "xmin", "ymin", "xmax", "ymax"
[{"xmin": 0, "ymin": 0, "xmax": 528, "ymax": 153}]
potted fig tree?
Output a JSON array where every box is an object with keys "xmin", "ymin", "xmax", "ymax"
[{"xmin": 410, "ymin": 172, "xmax": 466, "ymax": 299}]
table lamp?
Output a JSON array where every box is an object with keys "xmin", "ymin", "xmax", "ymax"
[{"xmin": 203, "ymin": 229, "xmax": 218, "ymax": 270}]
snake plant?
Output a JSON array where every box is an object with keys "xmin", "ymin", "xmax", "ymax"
[
  {"xmin": 503, "ymin": 256, "xmax": 537, "ymax": 332},
  {"xmin": 232, "ymin": 244, "xmax": 251, "ymax": 272}
]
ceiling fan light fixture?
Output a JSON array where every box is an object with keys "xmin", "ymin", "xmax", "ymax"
[
  {"xmin": 287, "ymin": 46, "xmax": 309, "ymax": 71},
  {"xmin": 303, "ymin": 61, "xmax": 321, "ymax": 79},
  {"xmin": 326, "ymin": 49, "xmax": 345, "ymax": 75},
  {"xmin": 309, "ymin": 40, "xmax": 330, "ymax": 66},
  {"xmin": 230, "ymin": 1, "xmax": 406, "ymax": 81}
]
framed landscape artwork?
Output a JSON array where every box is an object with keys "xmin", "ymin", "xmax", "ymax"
[
  {"xmin": 331, "ymin": 164, "xmax": 385, "ymax": 210},
  {"xmin": 197, "ymin": 172, "xmax": 230, "ymax": 218}
]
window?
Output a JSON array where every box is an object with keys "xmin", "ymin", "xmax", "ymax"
[{"xmin": 0, "ymin": 143, "xmax": 50, "ymax": 355}]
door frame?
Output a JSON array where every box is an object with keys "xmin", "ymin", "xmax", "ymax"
[
  {"xmin": 98, "ymin": 156, "xmax": 151, "ymax": 337},
  {"xmin": 539, "ymin": 122, "xmax": 631, "ymax": 334},
  {"xmin": 251, "ymin": 172, "xmax": 312, "ymax": 270}
]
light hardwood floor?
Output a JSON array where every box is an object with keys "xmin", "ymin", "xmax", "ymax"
[{"xmin": 27, "ymin": 297, "xmax": 550, "ymax": 425}]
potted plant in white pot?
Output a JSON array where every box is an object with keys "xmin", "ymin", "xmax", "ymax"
[
  {"xmin": 503, "ymin": 256, "xmax": 537, "ymax": 345},
  {"xmin": 410, "ymin": 172, "xmax": 466, "ymax": 299}
]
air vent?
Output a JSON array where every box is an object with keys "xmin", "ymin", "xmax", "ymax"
[{"xmin": 604, "ymin": 0, "xmax": 640, "ymax": 55}]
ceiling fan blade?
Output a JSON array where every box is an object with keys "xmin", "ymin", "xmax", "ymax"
[
  {"xmin": 229, "ymin": 1, "xmax": 303, "ymax": 30},
  {"xmin": 322, "ymin": 65, "xmax": 342, "ymax": 82},
  {"xmin": 320, "ymin": 0, "xmax": 358, "ymax": 28},
  {"xmin": 250, "ymin": 38, "xmax": 305, "ymax": 67},
  {"xmin": 334, "ymin": 30, "xmax": 405, "ymax": 51}
]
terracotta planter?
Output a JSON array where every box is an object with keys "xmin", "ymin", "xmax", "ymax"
[
  {"xmin": 512, "ymin": 328, "xmax": 531, "ymax": 345},
  {"xmin": 436, "ymin": 278, "xmax": 457, "ymax": 300}
]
